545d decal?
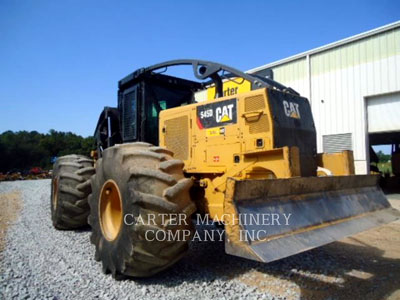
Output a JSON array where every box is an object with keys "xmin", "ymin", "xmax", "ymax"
[{"xmin": 197, "ymin": 98, "xmax": 237, "ymax": 129}]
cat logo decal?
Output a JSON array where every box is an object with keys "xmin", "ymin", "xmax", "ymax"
[{"xmin": 283, "ymin": 100, "xmax": 301, "ymax": 119}]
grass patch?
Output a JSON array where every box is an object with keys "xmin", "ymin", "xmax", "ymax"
[{"xmin": 377, "ymin": 162, "xmax": 392, "ymax": 176}]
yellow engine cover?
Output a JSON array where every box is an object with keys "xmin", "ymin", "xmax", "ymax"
[{"xmin": 159, "ymin": 88, "xmax": 301, "ymax": 220}]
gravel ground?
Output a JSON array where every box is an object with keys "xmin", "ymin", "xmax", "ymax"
[{"xmin": 0, "ymin": 180, "xmax": 399, "ymax": 300}]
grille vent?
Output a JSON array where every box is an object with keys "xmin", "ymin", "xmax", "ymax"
[
  {"xmin": 245, "ymin": 95, "xmax": 265, "ymax": 112},
  {"xmin": 248, "ymin": 114, "xmax": 269, "ymax": 134},
  {"xmin": 323, "ymin": 133, "xmax": 352, "ymax": 153},
  {"xmin": 122, "ymin": 90, "xmax": 137, "ymax": 140},
  {"xmin": 165, "ymin": 116, "xmax": 189, "ymax": 160}
]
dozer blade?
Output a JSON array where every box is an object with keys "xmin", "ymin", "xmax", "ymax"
[{"xmin": 223, "ymin": 175, "xmax": 400, "ymax": 263}]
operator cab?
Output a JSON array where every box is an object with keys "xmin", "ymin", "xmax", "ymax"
[
  {"xmin": 118, "ymin": 70, "xmax": 202, "ymax": 146},
  {"xmin": 94, "ymin": 59, "xmax": 296, "ymax": 155}
]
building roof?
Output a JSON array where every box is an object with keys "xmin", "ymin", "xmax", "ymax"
[{"xmin": 248, "ymin": 20, "xmax": 400, "ymax": 73}]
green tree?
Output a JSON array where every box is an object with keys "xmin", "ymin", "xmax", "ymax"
[
  {"xmin": 0, "ymin": 130, "xmax": 95, "ymax": 172},
  {"xmin": 376, "ymin": 150, "xmax": 391, "ymax": 163}
]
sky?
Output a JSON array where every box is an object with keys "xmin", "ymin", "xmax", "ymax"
[{"xmin": 1, "ymin": 0, "xmax": 399, "ymax": 143}]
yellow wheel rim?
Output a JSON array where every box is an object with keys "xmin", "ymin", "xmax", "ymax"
[
  {"xmin": 99, "ymin": 180, "xmax": 123, "ymax": 241},
  {"xmin": 52, "ymin": 177, "xmax": 59, "ymax": 209}
]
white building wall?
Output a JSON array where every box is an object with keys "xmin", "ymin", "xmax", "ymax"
[
  {"xmin": 309, "ymin": 28, "xmax": 400, "ymax": 174},
  {"xmin": 252, "ymin": 23, "xmax": 400, "ymax": 174},
  {"xmin": 272, "ymin": 58, "xmax": 309, "ymax": 98}
]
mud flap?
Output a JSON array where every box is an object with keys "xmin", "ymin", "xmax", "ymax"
[{"xmin": 224, "ymin": 175, "xmax": 400, "ymax": 263}]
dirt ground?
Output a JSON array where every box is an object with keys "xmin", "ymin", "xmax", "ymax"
[
  {"xmin": 0, "ymin": 190, "xmax": 21, "ymax": 253},
  {"xmin": 238, "ymin": 194, "xmax": 400, "ymax": 300}
]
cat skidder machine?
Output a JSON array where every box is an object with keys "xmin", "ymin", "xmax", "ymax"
[{"xmin": 50, "ymin": 59, "xmax": 400, "ymax": 278}]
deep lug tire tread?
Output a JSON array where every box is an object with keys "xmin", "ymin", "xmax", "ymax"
[
  {"xmin": 88, "ymin": 142, "xmax": 195, "ymax": 278},
  {"xmin": 50, "ymin": 154, "xmax": 95, "ymax": 229}
]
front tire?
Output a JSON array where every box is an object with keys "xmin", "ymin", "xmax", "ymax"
[{"xmin": 88, "ymin": 143, "xmax": 196, "ymax": 277}]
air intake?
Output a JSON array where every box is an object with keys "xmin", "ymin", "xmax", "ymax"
[
  {"xmin": 165, "ymin": 116, "xmax": 189, "ymax": 160},
  {"xmin": 245, "ymin": 95, "xmax": 265, "ymax": 112}
]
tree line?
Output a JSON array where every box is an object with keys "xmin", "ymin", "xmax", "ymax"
[
  {"xmin": 376, "ymin": 150, "xmax": 391, "ymax": 163},
  {"xmin": 0, "ymin": 130, "xmax": 95, "ymax": 172}
]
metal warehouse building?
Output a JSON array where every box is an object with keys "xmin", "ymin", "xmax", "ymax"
[{"xmin": 249, "ymin": 21, "xmax": 400, "ymax": 174}]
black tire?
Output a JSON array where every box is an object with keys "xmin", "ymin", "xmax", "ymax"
[
  {"xmin": 51, "ymin": 155, "xmax": 95, "ymax": 229},
  {"xmin": 88, "ymin": 142, "xmax": 196, "ymax": 278}
]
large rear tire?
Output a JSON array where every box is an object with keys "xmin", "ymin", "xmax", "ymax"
[
  {"xmin": 51, "ymin": 155, "xmax": 95, "ymax": 229},
  {"xmin": 88, "ymin": 142, "xmax": 196, "ymax": 277}
]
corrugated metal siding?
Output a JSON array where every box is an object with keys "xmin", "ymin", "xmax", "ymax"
[
  {"xmin": 264, "ymin": 27, "xmax": 400, "ymax": 174},
  {"xmin": 272, "ymin": 58, "xmax": 309, "ymax": 98},
  {"xmin": 310, "ymin": 27, "xmax": 400, "ymax": 174}
]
